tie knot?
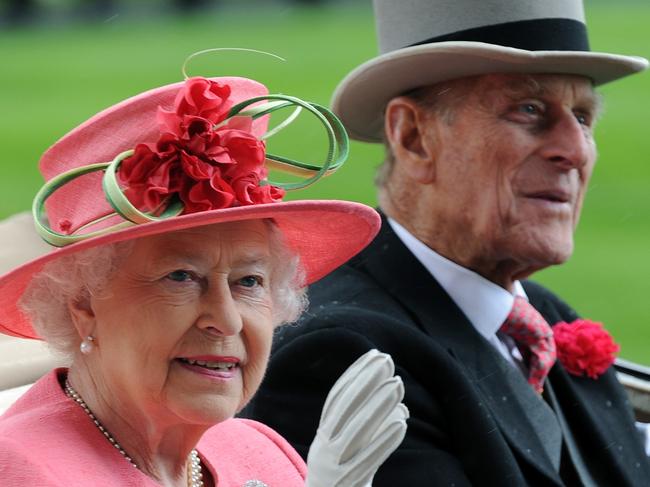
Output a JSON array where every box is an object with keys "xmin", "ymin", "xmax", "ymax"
[
  {"xmin": 501, "ymin": 296, "xmax": 554, "ymax": 345},
  {"xmin": 500, "ymin": 296, "xmax": 557, "ymax": 393}
]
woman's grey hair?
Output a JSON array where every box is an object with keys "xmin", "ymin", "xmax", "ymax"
[{"xmin": 19, "ymin": 221, "xmax": 307, "ymax": 361}]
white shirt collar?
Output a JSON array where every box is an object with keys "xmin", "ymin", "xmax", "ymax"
[{"xmin": 388, "ymin": 218, "xmax": 527, "ymax": 341}]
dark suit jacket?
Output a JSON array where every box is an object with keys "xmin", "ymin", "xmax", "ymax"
[{"xmin": 243, "ymin": 220, "xmax": 650, "ymax": 486}]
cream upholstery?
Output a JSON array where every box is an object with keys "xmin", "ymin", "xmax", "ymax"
[
  {"xmin": 0, "ymin": 384, "xmax": 32, "ymax": 415},
  {"xmin": 616, "ymin": 359, "xmax": 650, "ymax": 423},
  {"xmin": 0, "ymin": 339, "xmax": 63, "ymax": 416},
  {"xmin": 0, "ymin": 335, "xmax": 64, "ymax": 414},
  {"xmin": 0, "ymin": 212, "xmax": 62, "ymax": 414},
  {"xmin": 0, "ymin": 335, "xmax": 62, "ymax": 390},
  {"xmin": 0, "ymin": 211, "xmax": 51, "ymax": 275}
]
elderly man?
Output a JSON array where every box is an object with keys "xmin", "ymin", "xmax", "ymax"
[{"xmin": 244, "ymin": 0, "xmax": 650, "ymax": 485}]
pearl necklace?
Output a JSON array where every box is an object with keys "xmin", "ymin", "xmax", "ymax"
[{"xmin": 64, "ymin": 379, "xmax": 204, "ymax": 487}]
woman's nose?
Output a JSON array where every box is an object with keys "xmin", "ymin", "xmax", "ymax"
[
  {"xmin": 195, "ymin": 281, "xmax": 243, "ymax": 337},
  {"xmin": 538, "ymin": 111, "xmax": 595, "ymax": 171}
]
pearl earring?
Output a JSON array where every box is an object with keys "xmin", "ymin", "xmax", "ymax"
[{"xmin": 80, "ymin": 336, "xmax": 95, "ymax": 354}]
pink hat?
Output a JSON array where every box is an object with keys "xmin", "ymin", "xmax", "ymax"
[{"xmin": 0, "ymin": 76, "xmax": 380, "ymax": 339}]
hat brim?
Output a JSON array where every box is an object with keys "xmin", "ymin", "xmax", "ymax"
[
  {"xmin": 331, "ymin": 41, "xmax": 649, "ymax": 142},
  {"xmin": 0, "ymin": 200, "xmax": 380, "ymax": 339}
]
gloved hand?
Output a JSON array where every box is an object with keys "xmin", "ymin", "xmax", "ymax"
[{"xmin": 305, "ymin": 349, "xmax": 409, "ymax": 487}]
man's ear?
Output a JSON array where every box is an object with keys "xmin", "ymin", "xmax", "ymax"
[
  {"xmin": 384, "ymin": 96, "xmax": 437, "ymax": 183},
  {"xmin": 67, "ymin": 294, "xmax": 96, "ymax": 341}
]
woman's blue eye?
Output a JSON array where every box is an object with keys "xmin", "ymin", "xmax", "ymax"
[
  {"xmin": 238, "ymin": 275, "xmax": 262, "ymax": 288},
  {"xmin": 167, "ymin": 270, "xmax": 194, "ymax": 282}
]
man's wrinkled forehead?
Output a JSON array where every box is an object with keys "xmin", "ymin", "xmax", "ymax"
[{"xmin": 479, "ymin": 73, "xmax": 601, "ymax": 114}]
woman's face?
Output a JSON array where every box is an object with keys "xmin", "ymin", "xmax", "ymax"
[{"xmin": 86, "ymin": 220, "xmax": 275, "ymax": 426}]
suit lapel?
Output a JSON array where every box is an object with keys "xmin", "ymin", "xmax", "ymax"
[
  {"xmin": 352, "ymin": 219, "xmax": 564, "ymax": 484},
  {"xmin": 527, "ymin": 284, "xmax": 650, "ymax": 485},
  {"xmin": 544, "ymin": 380, "xmax": 598, "ymax": 487}
]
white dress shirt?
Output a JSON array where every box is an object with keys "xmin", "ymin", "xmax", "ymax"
[
  {"xmin": 388, "ymin": 218, "xmax": 525, "ymax": 366},
  {"xmin": 388, "ymin": 218, "xmax": 650, "ymax": 455}
]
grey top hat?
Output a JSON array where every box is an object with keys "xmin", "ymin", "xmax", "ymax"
[{"xmin": 331, "ymin": 0, "xmax": 649, "ymax": 142}]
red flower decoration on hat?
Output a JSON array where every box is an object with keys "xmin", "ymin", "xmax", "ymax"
[
  {"xmin": 118, "ymin": 77, "xmax": 284, "ymax": 214},
  {"xmin": 553, "ymin": 319, "xmax": 620, "ymax": 379}
]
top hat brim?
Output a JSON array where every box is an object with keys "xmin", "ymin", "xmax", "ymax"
[{"xmin": 331, "ymin": 42, "xmax": 649, "ymax": 142}]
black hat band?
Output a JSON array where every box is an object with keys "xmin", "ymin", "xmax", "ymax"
[{"xmin": 409, "ymin": 18, "xmax": 590, "ymax": 52}]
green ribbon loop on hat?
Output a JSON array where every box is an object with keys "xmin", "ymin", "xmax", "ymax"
[
  {"xmin": 32, "ymin": 92, "xmax": 349, "ymax": 247},
  {"xmin": 102, "ymin": 150, "xmax": 185, "ymax": 224},
  {"xmin": 32, "ymin": 153, "xmax": 185, "ymax": 247},
  {"xmin": 227, "ymin": 94, "xmax": 349, "ymax": 190},
  {"xmin": 32, "ymin": 162, "xmax": 134, "ymax": 247}
]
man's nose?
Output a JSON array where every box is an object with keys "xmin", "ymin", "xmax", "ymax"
[
  {"xmin": 195, "ymin": 280, "xmax": 243, "ymax": 337},
  {"xmin": 538, "ymin": 112, "xmax": 594, "ymax": 170}
]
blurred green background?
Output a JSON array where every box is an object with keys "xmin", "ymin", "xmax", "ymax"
[{"xmin": 0, "ymin": 1, "xmax": 648, "ymax": 364}]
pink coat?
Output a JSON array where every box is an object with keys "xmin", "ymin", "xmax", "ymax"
[{"xmin": 0, "ymin": 369, "xmax": 306, "ymax": 486}]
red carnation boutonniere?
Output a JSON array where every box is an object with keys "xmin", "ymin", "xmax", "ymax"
[{"xmin": 553, "ymin": 319, "xmax": 620, "ymax": 379}]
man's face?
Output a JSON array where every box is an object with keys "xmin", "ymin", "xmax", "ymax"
[{"xmin": 420, "ymin": 74, "xmax": 598, "ymax": 284}]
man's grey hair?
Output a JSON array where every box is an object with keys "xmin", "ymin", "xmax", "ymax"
[
  {"xmin": 376, "ymin": 76, "xmax": 480, "ymax": 188},
  {"xmin": 19, "ymin": 222, "xmax": 307, "ymax": 361}
]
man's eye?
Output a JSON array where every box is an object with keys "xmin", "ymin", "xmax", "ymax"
[
  {"xmin": 518, "ymin": 103, "xmax": 542, "ymax": 116},
  {"xmin": 166, "ymin": 270, "xmax": 194, "ymax": 282},
  {"xmin": 574, "ymin": 112, "xmax": 590, "ymax": 126},
  {"xmin": 237, "ymin": 275, "xmax": 263, "ymax": 288}
]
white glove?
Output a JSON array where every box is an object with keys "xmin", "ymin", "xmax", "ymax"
[{"xmin": 305, "ymin": 349, "xmax": 409, "ymax": 487}]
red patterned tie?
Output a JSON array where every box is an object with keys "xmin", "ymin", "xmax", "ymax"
[{"xmin": 500, "ymin": 296, "xmax": 557, "ymax": 394}]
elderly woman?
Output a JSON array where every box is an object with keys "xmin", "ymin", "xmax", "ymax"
[{"xmin": 0, "ymin": 75, "xmax": 408, "ymax": 486}]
